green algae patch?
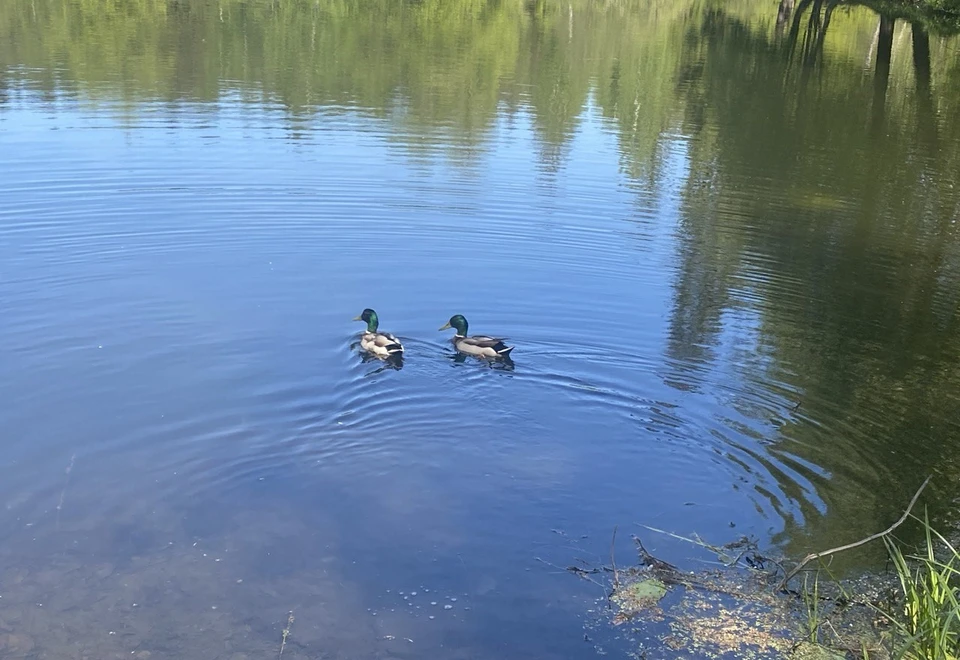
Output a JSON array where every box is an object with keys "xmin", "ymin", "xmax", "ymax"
[{"xmin": 611, "ymin": 576, "xmax": 668, "ymax": 623}]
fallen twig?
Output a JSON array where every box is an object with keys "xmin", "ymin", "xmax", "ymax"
[
  {"xmin": 726, "ymin": 545, "xmax": 753, "ymax": 568},
  {"xmin": 633, "ymin": 535, "xmax": 688, "ymax": 584},
  {"xmin": 278, "ymin": 610, "xmax": 294, "ymax": 660},
  {"xmin": 640, "ymin": 524, "xmax": 765, "ymax": 570},
  {"xmin": 611, "ymin": 526, "xmax": 620, "ymax": 591},
  {"xmin": 568, "ymin": 565, "xmax": 606, "ymax": 575},
  {"xmin": 534, "ymin": 557, "xmax": 609, "ymax": 593},
  {"xmin": 776, "ymin": 476, "xmax": 931, "ymax": 591},
  {"xmin": 639, "ymin": 524, "xmax": 724, "ymax": 555},
  {"xmin": 55, "ymin": 453, "xmax": 77, "ymax": 530}
]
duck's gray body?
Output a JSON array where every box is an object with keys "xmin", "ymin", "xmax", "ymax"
[{"xmin": 450, "ymin": 334, "xmax": 513, "ymax": 358}]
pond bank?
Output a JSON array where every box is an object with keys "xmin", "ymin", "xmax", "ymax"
[{"xmin": 569, "ymin": 482, "xmax": 959, "ymax": 659}]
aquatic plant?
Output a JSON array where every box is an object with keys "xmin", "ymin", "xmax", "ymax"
[
  {"xmin": 802, "ymin": 569, "xmax": 823, "ymax": 645},
  {"xmin": 883, "ymin": 514, "xmax": 960, "ymax": 660}
]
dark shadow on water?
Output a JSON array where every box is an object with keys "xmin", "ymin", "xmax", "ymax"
[{"xmin": 673, "ymin": 2, "xmax": 960, "ymax": 567}]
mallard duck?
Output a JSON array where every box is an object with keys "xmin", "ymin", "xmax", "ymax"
[
  {"xmin": 353, "ymin": 309, "xmax": 404, "ymax": 360},
  {"xmin": 439, "ymin": 314, "xmax": 514, "ymax": 359}
]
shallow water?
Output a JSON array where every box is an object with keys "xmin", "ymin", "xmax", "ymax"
[{"xmin": 1, "ymin": 0, "xmax": 960, "ymax": 657}]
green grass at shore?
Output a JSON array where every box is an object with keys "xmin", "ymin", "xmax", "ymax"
[{"xmin": 883, "ymin": 516, "xmax": 959, "ymax": 660}]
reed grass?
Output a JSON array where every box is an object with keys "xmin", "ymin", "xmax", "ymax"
[{"xmin": 883, "ymin": 514, "xmax": 960, "ymax": 660}]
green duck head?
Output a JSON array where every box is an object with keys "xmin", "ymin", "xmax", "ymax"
[
  {"xmin": 439, "ymin": 314, "xmax": 468, "ymax": 335},
  {"xmin": 352, "ymin": 308, "xmax": 379, "ymax": 333}
]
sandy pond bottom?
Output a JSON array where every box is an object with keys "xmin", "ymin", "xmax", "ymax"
[
  {"xmin": 0, "ymin": 503, "xmax": 892, "ymax": 660},
  {"xmin": 0, "ymin": 498, "xmax": 505, "ymax": 660},
  {"xmin": 1, "ymin": 521, "xmax": 366, "ymax": 659}
]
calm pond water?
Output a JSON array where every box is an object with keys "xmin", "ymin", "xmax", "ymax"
[{"xmin": 2, "ymin": 0, "xmax": 960, "ymax": 657}]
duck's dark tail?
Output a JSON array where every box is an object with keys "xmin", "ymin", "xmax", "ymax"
[
  {"xmin": 386, "ymin": 351, "xmax": 404, "ymax": 368},
  {"xmin": 496, "ymin": 345, "xmax": 515, "ymax": 358}
]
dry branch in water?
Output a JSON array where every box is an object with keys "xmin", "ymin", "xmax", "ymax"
[
  {"xmin": 55, "ymin": 453, "xmax": 77, "ymax": 530},
  {"xmin": 278, "ymin": 610, "xmax": 295, "ymax": 660},
  {"xmin": 611, "ymin": 525, "xmax": 620, "ymax": 591},
  {"xmin": 776, "ymin": 475, "xmax": 931, "ymax": 591}
]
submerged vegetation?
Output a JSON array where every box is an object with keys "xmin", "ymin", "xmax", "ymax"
[{"xmin": 576, "ymin": 497, "xmax": 960, "ymax": 659}]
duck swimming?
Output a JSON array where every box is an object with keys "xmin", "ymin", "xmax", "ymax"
[
  {"xmin": 439, "ymin": 314, "xmax": 514, "ymax": 360},
  {"xmin": 353, "ymin": 309, "xmax": 404, "ymax": 360}
]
